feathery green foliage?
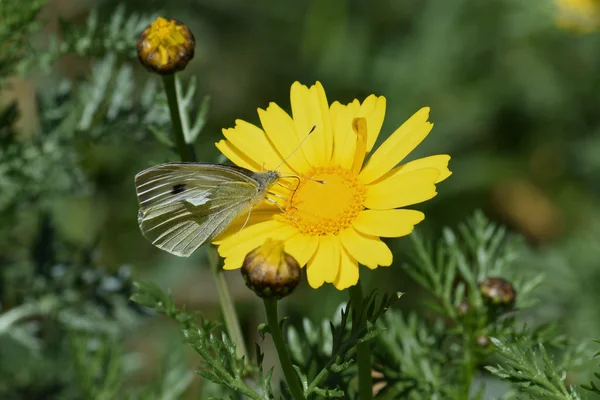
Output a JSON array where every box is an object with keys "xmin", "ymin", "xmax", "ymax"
[
  {"xmin": 2, "ymin": 0, "xmax": 600, "ymax": 399},
  {"xmin": 486, "ymin": 338, "xmax": 581, "ymax": 400}
]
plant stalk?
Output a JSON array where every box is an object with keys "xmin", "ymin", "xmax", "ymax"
[
  {"xmin": 263, "ymin": 298, "xmax": 306, "ymax": 400},
  {"xmin": 161, "ymin": 73, "xmax": 247, "ymax": 360},
  {"xmin": 348, "ymin": 282, "xmax": 373, "ymax": 400},
  {"xmin": 162, "ymin": 74, "xmax": 192, "ymax": 162},
  {"xmin": 208, "ymin": 247, "xmax": 248, "ymax": 359}
]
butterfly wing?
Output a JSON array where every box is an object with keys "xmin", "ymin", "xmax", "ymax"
[{"xmin": 135, "ymin": 163, "xmax": 260, "ymax": 257}]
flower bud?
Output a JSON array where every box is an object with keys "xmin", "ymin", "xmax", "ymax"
[
  {"xmin": 136, "ymin": 17, "xmax": 195, "ymax": 75},
  {"xmin": 456, "ymin": 299, "xmax": 472, "ymax": 317},
  {"xmin": 479, "ymin": 277, "xmax": 516, "ymax": 308},
  {"xmin": 241, "ymin": 239, "xmax": 301, "ymax": 299},
  {"xmin": 476, "ymin": 335, "xmax": 491, "ymax": 349}
]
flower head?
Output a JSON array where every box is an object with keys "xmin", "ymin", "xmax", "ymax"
[
  {"xmin": 136, "ymin": 17, "xmax": 195, "ymax": 74},
  {"xmin": 241, "ymin": 239, "xmax": 301, "ymax": 299},
  {"xmin": 214, "ymin": 82, "xmax": 451, "ymax": 290}
]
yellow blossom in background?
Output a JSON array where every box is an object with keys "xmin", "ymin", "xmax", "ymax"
[
  {"xmin": 554, "ymin": 0, "xmax": 600, "ymax": 33},
  {"xmin": 214, "ymin": 82, "xmax": 451, "ymax": 290}
]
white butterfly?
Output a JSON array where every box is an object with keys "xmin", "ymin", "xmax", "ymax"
[{"xmin": 135, "ymin": 162, "xmax": 281, "ymax": 257}]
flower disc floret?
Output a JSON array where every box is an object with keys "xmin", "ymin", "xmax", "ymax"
[{"xmin": 286, "ymin": 166, "xmax": 366, "ymax": 236}]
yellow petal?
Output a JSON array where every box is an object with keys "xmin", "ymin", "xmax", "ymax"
[
  {"xmin": 258, "ymin": 103, "xmax": 312, "ymax": 172},
  {"xmin": 365, "ymin": 168, "xmax": 440, "ymax": 210},
  {"xmin": 222, "ymin": 120, "xmax": 294, "ymax": 174},
  {"xmin": 333, "ymin": 248, "xmax": 359, "ymax": 290},
  {"xmin": 351, "ymin": 117, "xmax": 368, "ymax": 175},
  {"xmin": 217, "ymin": 220, "xmax": 296, "ymax": 256},
  {"xmin": 330, "ymin": 100, "xmax": 360, "ymax": 168},
  {"xmin": 355, "ymin": 95, "xmax": 386, "ymax": 152},
  {"xmin": 215, "ymin": 140, "xmax": 260, "ymax": 171},
  {"xmin": 352, "ymin": 209, "xmax": 424, "ymax": 237},
  {"xmin": 219, "ymin": 219, "xmax": 296, "ymax": 270},
  {"xmin": 359, "ymin": 107, "xmax": 433, "ymax": 184},
  {"xmin": 213, "ymin": 205, "xmax": 280, "ymax": 242},
  {"xmin": 284, "ymin": 233, "xmax": 319, "ymax": 267},
  {"xmin": 290, "ymin": 82, "xmax": 333, "ymax": 166},
  {"xmin": 339, "ymin": 227, "xmax": 393, "ymax": 269},
  {"xmin": 384, "ymin": 155, "xmax": 452, "ymax": 183},
  {"xmin": 223, "ymin": 251, "xmax": 247, "ymax": 270},
  {"xmin": 306, "ymin": 235, "xmax": 341, "ymax": 288}
]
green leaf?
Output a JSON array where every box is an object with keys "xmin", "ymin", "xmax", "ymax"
[
  {"xmin": 258, "ymin": 322, "xmax": 270, "ymax": 340},
  {"xmin": 487, "ymin": 337, "xmax": 581, "ymax": 399},
  {"xmin": 131, "ymin": 281, "xmax": 264, "ymax": 400}
]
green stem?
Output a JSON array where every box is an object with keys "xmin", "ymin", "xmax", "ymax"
[
  {"xmin": 161, "ymin": 73, "xmax": 247, "ymax": 360},
  {"xmin": 208, "ymin": 247, "xmax": 248, "ymax": 359},
  {"xmin": 263, "ymin": 298, "xmax": 306, "ymax": 400},
  {"xmin": 348, "ymin": 282, "xmax": 373, "ymax": 400},
  {"xmin": 162, "ymin": 74, "xmax": 192, "ymax": 162},
  {"xmin": 461, "ymin": 335, "xmax": 475, "ymax": 399}
]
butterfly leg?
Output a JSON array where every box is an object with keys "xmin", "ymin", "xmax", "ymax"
[
  {"xmin": 266, "ymin": 191, "xmax": 297, "ymax": 210},
  {"xmin": 277, "ymin": 176, "xmax": 301, "ymax": 191},
  {"xmin": 265, "ymin": 196, "xmax": 298, "ymax": 222},
  {"xmin": 239, "ymin": 205, "xmax": 254, "ymax": 232}
]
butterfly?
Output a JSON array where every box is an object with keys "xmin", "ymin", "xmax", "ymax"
[{"xmin": 135, "ymin": 163, "xmax": 282, "ymax": 257}]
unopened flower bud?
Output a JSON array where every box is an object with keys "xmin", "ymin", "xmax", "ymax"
[
  {"xmin": 241, "ymin": 239, "xmax": 301, "ymax": 299},
  {"xmin": 136, "ymin": 17, "xmax": 195, "ymax": 75},
  {"xmin": 479, "ymin": 277, "xmax": 516, "ymax": 308},
  {"xmin": 476, "ymin": 335, "xmax": 491, "ymax": 348},
  {"xmin": 456, "ymin": 299, "xmax": 472, "ymax": 317}
]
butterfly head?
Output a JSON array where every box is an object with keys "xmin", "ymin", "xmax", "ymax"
[{"xmin": 255, "ymin": 170, "xmax": 281, "ymax": 193}]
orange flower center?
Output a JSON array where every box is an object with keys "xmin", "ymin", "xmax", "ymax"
[{"xmin": 285, "ymin": 166, "xmax": 366, "ymax": 236}]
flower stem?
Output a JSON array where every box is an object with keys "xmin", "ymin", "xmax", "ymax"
[
  {"xmin": 161, "ymin": 73, "xmax": 247, "ymax": 360},
  {"xmin": 263, "ymin": 298, "xmax": 306, "ymax": 400},
  {"xmin": 348, "ymin": 282, "xmax": 373, "ymax": 400},
  {"xmin": 162, "ymin": 74, "xmax": 192, "ymax": 162},
  {"xmin": 461, "ymin": 335, "xmax": 476, "ymax": 399},
  {"xmin": 208, "ymin": 247, "xmax": 248, "ymax": 359}
]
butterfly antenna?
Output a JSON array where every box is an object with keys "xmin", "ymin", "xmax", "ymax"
[{"xmin": 275, "ymin": 125, "xmax": 317, "ymax": 171}]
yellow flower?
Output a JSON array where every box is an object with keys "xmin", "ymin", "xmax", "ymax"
[
  {"xmin": 214, "ymin": 82, "xmax": 451, "ymax": 290},
  {"xmin": 554, "ymin": 0, "xmax": 600, "ymax": 33},
  {"xmin": 136, "ymin": 17, "xmax": 195, "ymax": 74}
]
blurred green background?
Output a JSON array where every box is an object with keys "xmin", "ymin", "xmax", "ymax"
[{"xmin": 3, "ymin": 0, "xmax": 600, "ymax": 396}]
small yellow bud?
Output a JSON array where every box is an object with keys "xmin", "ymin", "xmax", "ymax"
[
  {"xmin": 136, "ymin": 17, "xmax": 195, "ymax": 75},
  {"xmin": 241, "ymin": 239, "xmax": 301, "ymax": 299},
  {"xmin": 479, "ymin": 277, "xmax": 516, "ymax": 308}
]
